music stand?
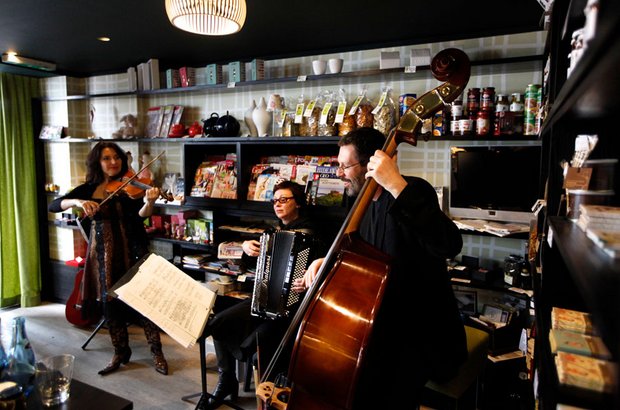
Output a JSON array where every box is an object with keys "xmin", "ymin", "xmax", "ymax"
[{"xmin": 181, "ymin": 331, "xmax": 245, "ymax": 410}]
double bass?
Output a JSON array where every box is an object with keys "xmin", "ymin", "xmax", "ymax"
[{"xmin": 257, "ymin": 48, "xmax": 470, "ymax": 410}]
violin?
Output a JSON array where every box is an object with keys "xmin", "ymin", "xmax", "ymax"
[{"xmin": 105, "ymin": 170, "xmax": 174, "ymax": 202}]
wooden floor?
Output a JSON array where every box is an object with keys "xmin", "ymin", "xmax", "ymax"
[{"xmin": 0, "ymin": 303, "xmax": 257, "ymax": 410}]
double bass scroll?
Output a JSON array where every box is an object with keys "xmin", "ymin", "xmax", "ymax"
[{"xmin": 258, "ymin": 48, "xmax": 471, "ymax": 410}]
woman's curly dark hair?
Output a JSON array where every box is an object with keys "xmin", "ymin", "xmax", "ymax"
[
  {"xmin": 85, "ymin": 142, "xmax": 128, "ymax": 184},
  {"xmin": 273, "ymin": 180, "xmax": 307, "ymax": 208}
]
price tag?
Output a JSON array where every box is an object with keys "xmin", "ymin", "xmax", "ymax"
[
  {"xmin": 404, "ymin": 66, "xmax": 417, "ymax": 73},
  {"xmin": 237, "ymin": 274, "xmax": 247, "ymax": 282},
  {"xmin": 294, "ymin": 103, "xmax": 305, "ymax": 124},
  {"xmin": 320, "ymin": 102, "xmax": 333, "ymax": 125},
  {"xmin": 348, "ymin": 95, "xmax": 364, "ymax": 116},
  {"xmin": 335, "ymin": 101, "xmax": 347, "ymax": 123},
  {"xmin": 303, "ymin": 100, "xmax": 317, "ymax": 117},
  {"xmin": 227, "ymin": 82, "xmax": 236, "ymax": 88},
  {"xmin": 371, "ymin": 91, "xmax": 388, "ymax": 115},
  {"xmin": 277, "ymin": 109, "xmax": 287, "ymax": 127},
  {"xmin": 297, "ymin": 75, "xmax": 307, "ymax": 82}
]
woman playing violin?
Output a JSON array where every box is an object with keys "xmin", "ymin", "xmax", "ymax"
[{"xmin": 48, "ymin": 141, "xmax": 168, "ymax": 376}]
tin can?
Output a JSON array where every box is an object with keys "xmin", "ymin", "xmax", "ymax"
[
  {"xmin": 524, "ymin": 84, "xmax": 541, "ymax": 135},
  {"xmin": 432, "ymin": 112, "xmax": 444, "ymax": 136},
  {"xmin": 399, "ymin": 93, "xmax": 417, "ymax": 117}
]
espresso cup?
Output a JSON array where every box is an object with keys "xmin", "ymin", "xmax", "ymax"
[
  {"xmin": 328, "ymin": 58, "xmax": 344, "ymax": 74},
  {"xmin": 312, "ymin": 60, "xmax": 327, "ymax": 75}
]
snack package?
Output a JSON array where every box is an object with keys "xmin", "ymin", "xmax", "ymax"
[
  {"xmin": 349, "ymin": 87, "xmax": 374, "ymax": 129},
  {"xmin": 317, "ymin": 90, "xmax": 338, "ymax": 136},
  {"xmin": 336, "ymin": 88, "xmax": 356, "ymax": 137},
  {"xmin": 372, "ymin": 86, "xmax": 398, "ymax": 136}
]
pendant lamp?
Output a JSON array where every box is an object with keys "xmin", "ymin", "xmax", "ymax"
[{"xmin": 165, "ymin": 0, "xmax": 247, "ymax": 36}]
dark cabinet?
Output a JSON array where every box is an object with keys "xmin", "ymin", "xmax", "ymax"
[{"xmin": 535, "ymin": 0, "xmax": 620, "ymax": 408}]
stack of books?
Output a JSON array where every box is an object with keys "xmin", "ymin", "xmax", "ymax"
[
  {"xmin": 549, "ymin": 307, "xmax": 617, "ymax": 395},
  {"xmin": 577, "ymin": 204, "xmax": 620, "ymax": 258}
]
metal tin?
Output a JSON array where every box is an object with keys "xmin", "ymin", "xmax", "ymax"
[
  {"xmin": 399, "ymin": 93, "xmax": 417, "ymax": 117},
  {"xmin": 524, "ymin": 84, "xmax": 541, "ymax": 135}
]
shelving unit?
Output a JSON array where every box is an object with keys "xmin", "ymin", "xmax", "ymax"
[{"xmin": 534, "ymin": 0, "xmax": 620, "ymax": 408}]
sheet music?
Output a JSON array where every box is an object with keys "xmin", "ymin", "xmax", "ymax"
[{"xmin": 114, "ymin": 253, "xmax": 216, "ymax": 348}]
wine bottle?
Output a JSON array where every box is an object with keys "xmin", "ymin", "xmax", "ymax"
[{"xmin": 5, "ymin": 317, "xmax": 36, "ymax": 395}]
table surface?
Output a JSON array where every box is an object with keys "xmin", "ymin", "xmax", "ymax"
[{"xmin": 27, "ymin": 378, "xmax": 133, "ymax": 410}]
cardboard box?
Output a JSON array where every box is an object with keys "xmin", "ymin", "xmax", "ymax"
[
  {"xmin": 206, "ymin": 64, "xmax": 223, "ymax": 85},
  {"xmin": 380, "ymin": 51, "xmax": 400, "ymax": 69},
  {"xmin": 409, "ymin": 48, "xmax": 431, "ymax": 66},
  {"xmin": 228, "ymin": 61, "xmax": 245, "ymax": 82},
  {"xmin": 249, "ymin": 59, "xmax": 265, "ymax": 81}
]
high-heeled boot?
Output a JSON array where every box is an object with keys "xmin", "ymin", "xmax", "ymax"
[
  {"xmin": 144, "ymin": 319, "xmax": 168, "ymax": 375},
  {"xmin": 206, "ymin": 340, "xmax": 239, "ymax": 409},
  {"xmin": 99, "ymin": 321, "xmax": 131, "ymax": 375}
]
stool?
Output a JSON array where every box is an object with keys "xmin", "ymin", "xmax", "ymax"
[{"xmin": 423, "ymin": 325, "xmax": 490, "ymax": 410}]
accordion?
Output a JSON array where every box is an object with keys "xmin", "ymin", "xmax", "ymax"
[{"xmin": 251, "ymin": 230, "xmax": 317, "ymax": 319}]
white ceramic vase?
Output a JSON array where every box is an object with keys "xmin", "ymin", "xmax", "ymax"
[
  {"xmin": 244, "ymin": 99, "xmax": 258, "ymax": 137},
  {"xmin": 252, "ymin": 97, "xmax": 271, "ymax": 137}
]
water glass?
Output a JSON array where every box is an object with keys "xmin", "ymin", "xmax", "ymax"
[{"xmin": 35, "ymin": 354, "xmax": 74, "ymax": 407}]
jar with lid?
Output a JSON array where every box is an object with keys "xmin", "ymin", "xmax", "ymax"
[
  {"xmin": 496, "ymin": 94, "xmax": 509, "ymax": 112},
  {"xmin": 476, "ymin": 111, "xmax": 491, "ymax": 136},
  {"xmin": 466, "ymin": 88, "xmax": 480, "ymax": 116},
  {"xmin": 503, "ymin": 255, "xmax": 525, "ymax": 287},
  {"xmin": 510, "ymin": 93, "xmax": 524, "ymax": 112},
  {"xmin": 481, "ymin": 87, "xmax": 495, "ymax": 111}
]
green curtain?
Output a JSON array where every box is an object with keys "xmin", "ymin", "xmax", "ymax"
[{"xmin": 0, "ymin": 72, "xmax": 41, "ymax": 307}]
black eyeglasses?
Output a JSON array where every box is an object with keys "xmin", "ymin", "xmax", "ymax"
[
  {"xmin": 271, "ymin": 196, "xmax": 294, "ymax": 204},
  {"xmin": 337, "ymin": 162, "xmax": 360, "ymax": 172}
]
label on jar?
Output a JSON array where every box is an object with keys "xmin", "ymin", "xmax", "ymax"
[{"xmin": 476, "ymin": 114, "xmax": 490, "ymax": 135}]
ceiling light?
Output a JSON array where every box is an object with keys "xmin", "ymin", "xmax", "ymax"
[
  {"xmin": 2, "ymin": 53, "xmax": 56, "ymax": 71},
  {"xmin": 97, "ymin": 37, "xmax": 111, "ymax": 42},
  {"xmin": 165, "ymin": 0, "xmax": 247, "ymax": 36}
]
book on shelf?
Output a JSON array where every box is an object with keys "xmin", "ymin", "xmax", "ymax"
[
  {"xmin": 555, "ymin": 351, "xmax": 617, "ymax": 394},
  {"xmin": 549, "ymin": 328, "xmax": 611, "ymax": 360},
  {"xmin": 246, "ymin": 164, "xmax": 270, "ymax": 200},
  {"xmin": 147, "ymin": 58, "xmax": 160, "ymax": 90},
  {"xmin": 551, "ymin": 307, "xmax": 597, "ymax": 335},
  {"xmin": 158, "ymin": 104, "xmax": 175, "ymax": 138},
  {"xmin": 579, "ymin": 204, "xmax": 620, "ymax": 219},
  {"xmin": 171, "ymin": 105, "xmax": 184, "ymax": 125},
  {"xmin": 585, "ymin": 228, "xmax": 620, "ymax": 257},
  {"xmin": 145, "ymin": 106, "xmax": 163, "ymax": 138},
  {"xmin": 109, "ymin": 253, "xmax": 216, "ymax": 348},
  {"xmin": 210, "ymin": 160, "xmax": 237, "ymax": 199},
  {"xmin": 217, "ymin": 241, "xmax": 244, "ymax": 259}
]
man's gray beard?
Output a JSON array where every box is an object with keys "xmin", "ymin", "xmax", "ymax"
[{"xmin": 345, "ymin": 177, "xmax": 364, "ymax": 197}]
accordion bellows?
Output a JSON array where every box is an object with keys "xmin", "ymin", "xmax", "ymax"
[{"xmin": 251, "ymin": 230, "xmax": 317, "ymax": 319}]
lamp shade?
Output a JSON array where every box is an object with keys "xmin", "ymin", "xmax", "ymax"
[{"xmin": 165, "ymin": 0, "xmax": 247, "ymax": 36}]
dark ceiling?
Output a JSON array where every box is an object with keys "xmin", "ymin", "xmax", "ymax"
[{"xmin": 0, "ymin": 0, "xmax": 544, "ymax": 78}]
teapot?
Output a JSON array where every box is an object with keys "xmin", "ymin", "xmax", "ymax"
[
  {"xmin": 202, "ymin": 113, "xmax": 220, "ymax": 137},
  {"xmin": 215, "ymin": 111, "xmax": 240, "ymax": 137}
]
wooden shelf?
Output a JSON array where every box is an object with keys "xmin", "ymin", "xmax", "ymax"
[{"xmin": 39, "ymin": 55, "xmax": 544, "ymax": 102}]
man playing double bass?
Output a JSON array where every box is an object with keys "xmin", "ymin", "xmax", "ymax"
[{"xmin": 293, "ymin": 127, "xmax": 467, "ymax": 408}]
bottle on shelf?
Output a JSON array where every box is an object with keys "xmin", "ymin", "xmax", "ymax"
[{"xmin": 4, "ymin": 317, "xmax": 36, "ymax": 395}]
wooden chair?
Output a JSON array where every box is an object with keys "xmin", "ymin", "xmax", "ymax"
[{"xmin": 423, "ymin": 325, "xmax": 490, "ymax": 410}]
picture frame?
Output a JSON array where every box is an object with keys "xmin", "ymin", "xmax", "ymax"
[
  {"xmin": 39, "ymin": 125, "xmax": 64, "ymax": 139},
  {"xmin": 453, "ymin": 289, "xmax": 478, "ymax": 318}
]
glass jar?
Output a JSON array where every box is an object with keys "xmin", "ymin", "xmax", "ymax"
[
  {"xmin": 496, "ymin": 94, "xmax": 509, "ymax": 112},
  {"xmin": 504, "ymin": 255, "xmax": 525, "ymax": 287},
  {"xmin": 476, "ymin": 111, "xmax": 491, "ymax": 136}
]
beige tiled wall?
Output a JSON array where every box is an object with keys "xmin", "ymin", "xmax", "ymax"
[{"xmin": 41, "ymin": 31, "xmax": 544, "ymax": 268}]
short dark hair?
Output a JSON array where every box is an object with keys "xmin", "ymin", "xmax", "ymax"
[
  {"xmin": 338, "ymin": 127, "xmax": 386, "ymax": 165},
  {"xmin": 273, "ymin": 180, "xmax": 307, "ymax": 208},
  {"xmin": 85, "ymin": 142, "xmax": 128, "ymax": 184}
]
